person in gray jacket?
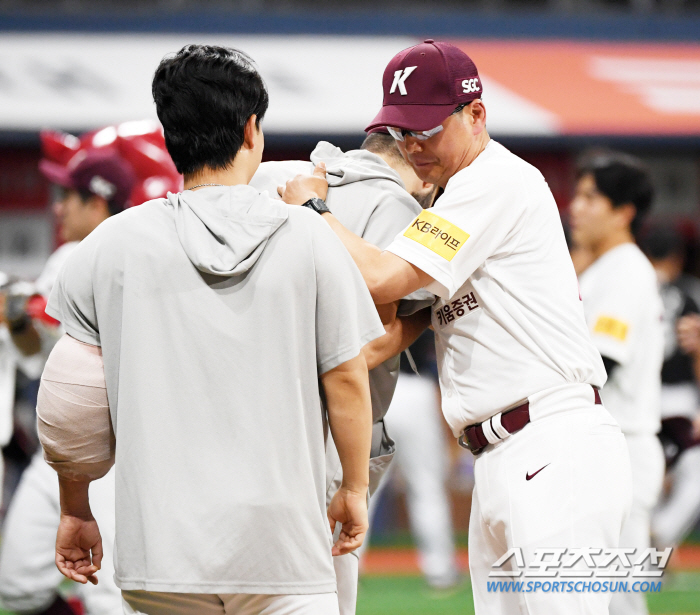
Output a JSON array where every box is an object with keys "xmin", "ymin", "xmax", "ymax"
[
  {"xmin": 35, "ymin": 45, "xmax": 395, "ymax": 615},
  {"xmin": 250, "ymin": 130, "xmax": 436, "ymax": 614}
]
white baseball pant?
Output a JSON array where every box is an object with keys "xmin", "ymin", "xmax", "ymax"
[
  {"xmin": 469, "ymin": 403, "xmax": 632, "ymax": 615},
  {"xmin": 609, "ymin": 434, "xmax": 665, "ymax": 615},
  {"xmin": 653, "ymin": 445, "xmax": 700, "ymax": 548},
  {"xmin": 360, "ymin": 373, "xmax": 459, "ymax": 587}
]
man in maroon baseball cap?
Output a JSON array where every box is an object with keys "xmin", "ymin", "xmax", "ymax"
[
  {"xmin": 280, "ymin": 39, "xmax": 632, "ymax": 615},
  {"xmin": 366, "ymin": 39, "xmax": 482, "ymax": 134},
  {"xmin": 39, "ymin": 148, "xmax": 136, "ymax": 244}
]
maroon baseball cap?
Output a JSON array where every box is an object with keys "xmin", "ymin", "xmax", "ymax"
[
  {"xmin": 366, "ymin": 40, "xmax": 482, "ymax": 133},
  {"xmin": 39, "ymin": 148, "xmax": 136, "ymax": 211}
]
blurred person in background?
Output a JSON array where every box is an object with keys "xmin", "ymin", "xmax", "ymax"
[
  {"xmin": 359, "ymin": 329, "xmax": 460, "ymax": 592},
  {"xmin": 570, "ymin": 152, "xmax": 663, "ymax": 615},
  {"xmin": 0, "ymin": 123, "xmax": 179, "ymax": 615},
  {"xmin": 642, "ymin": 225, "xmax": 700, "ymax": 549},
  {"xmin": 0, "ymin": 272, "xmax": 18, "ymax": 511},
  {"xmin": 250, "ymin": 128, "xmax": 435, "ymax": 614}
]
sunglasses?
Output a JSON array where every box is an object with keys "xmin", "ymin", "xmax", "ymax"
[{"xmin": 386, "ymin": 103, "xmax": 469, "ymax": 142}]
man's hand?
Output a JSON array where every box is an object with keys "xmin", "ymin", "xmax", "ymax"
[
  {"xmin": 327, "ymin": 485, "xmax": 369, "ymax": 556},
  {"xmin": 55, "ymin": 512, "xmax": 103, "ymax": 585},
  {"xmin": 678, "ymin": 314, "xmax": 700, "ymax": 355},
  {"xmin": 278, "ymin": 162, "xmax": 329, "ymax": 205}
]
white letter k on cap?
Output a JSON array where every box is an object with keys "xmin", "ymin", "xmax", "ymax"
[{"xmin": 389, "ymin": 66, "xmax": 417, "ymax": 96}]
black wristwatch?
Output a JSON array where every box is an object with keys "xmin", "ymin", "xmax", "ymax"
[{"xmin": 301, "ymin": 197, "xmax": 330, "ymax": 215}]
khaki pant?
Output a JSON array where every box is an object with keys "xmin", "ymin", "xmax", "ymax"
[{"xmin": 122, "ymin": 591, "xmax": 339, "ymax": 615}]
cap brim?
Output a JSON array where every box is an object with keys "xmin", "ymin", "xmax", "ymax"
[
  {"xmin": 365, "ymin": 103, "xmax": 457, "ymax": 133},
  {"xmin": 38, "ymin": 159, "xmax": 75, "ymax": 188}
]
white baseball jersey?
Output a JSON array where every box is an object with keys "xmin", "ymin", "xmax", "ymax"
[
  {"xmin": 47, "ymin": 186, "xmax": 384, "ymax": 594},
  {"xmin": 579, "ymin": 243, "xmax": 664, "ymax": 435},
  {"xmin": 385, "ymin": 140, "xmax": 605, "ymax": 435}
]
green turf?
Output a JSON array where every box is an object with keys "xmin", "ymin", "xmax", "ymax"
[
  {"xmin": 0, "ymin": 573, "xmax": 695, "ymax": 614},
  {"xmin": 356, "ymin": 572, "xmax": 700, "ymax": 615}
]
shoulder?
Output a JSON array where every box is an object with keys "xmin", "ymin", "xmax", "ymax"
[
  {"xmin": 588, "ymin": 245, "xmax": 658, "ymax": 297},
  {"xmin": 250, "ymin": 161, "xmax": 314, "ymax": 195},
  {"xmin": 444, "ymin": 142, "xmax": 542, "ymax": 206}
]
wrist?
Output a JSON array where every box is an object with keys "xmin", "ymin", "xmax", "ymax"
[
  {"xmin": 58, "ymin": 476, "xmax": 93, "ymax": 519},
  {"xmin": 340, "ymin": 480, "xmax": 369, "ymax": 496},
  {"xmin": 301, "ymin": 197, "xmax": 330, "ymax": 215}
]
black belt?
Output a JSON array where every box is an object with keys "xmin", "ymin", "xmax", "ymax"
[{"xmin": 459, "ymin": 386, "xmax": 602, "ymax": 455}]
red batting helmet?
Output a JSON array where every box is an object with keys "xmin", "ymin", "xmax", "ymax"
[{"xmin": 40, "ymin": 120, "xmax": 183, "ymax": 208}]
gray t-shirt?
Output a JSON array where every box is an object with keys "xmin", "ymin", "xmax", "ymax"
[
  {"xmin": 251, "ymin": 141, "xmax": 434, "ymax": 423},
  {"xmin": 47, "ymin": 185, "xmax": 384, "ymax": 594}
]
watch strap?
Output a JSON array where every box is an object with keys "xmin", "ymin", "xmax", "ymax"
[{"xmin": 301, "ymin": 197, "xmax": 330, "ymax": 215}]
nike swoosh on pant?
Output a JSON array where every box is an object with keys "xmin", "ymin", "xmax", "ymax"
[{"xmin": 526, "ymin": 464, "xmax": 550, "ymax": 481}]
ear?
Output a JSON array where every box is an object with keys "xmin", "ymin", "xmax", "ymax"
[
  {"xmin": 619, "ymin": 203, "xmax": 636, "ymax": 227},
  {"xmin": 85, "ymin": 194, "xmax": 110, "ymax": 216},
  {"xmin": 469, "ymin": 100, "xmax": 487, "ymax": 135},
  {"xmin": 242, "ymin": 115, "xmax": 259, "ymax": 151}
]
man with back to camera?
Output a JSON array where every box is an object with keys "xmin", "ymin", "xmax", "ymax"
[
  {"xmin": 250, "ymin": 128, "xmax": 437, "ymax": 613},
  {"xmin": 279, "ymin": 39, "xmax": 632, "ymax": 615},
  {"xmin": 34, "ymin": 44, "xmax": 389, "ymax": 615},
  {"xmin": 569, "ymin": 153, "xmax": 664, "ymax": 615}
]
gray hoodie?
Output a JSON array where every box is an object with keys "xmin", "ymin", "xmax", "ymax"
[
  {"xmin": 168, "ymin": 184, "xmax": 289, "ymax": 276},
  {"xmin": 251, "ymin": 143, "xmax": 435, "ymax": 424},
  {"xmin": 46, "ymin": 183, "xmax": 384, "ymax": 593}
]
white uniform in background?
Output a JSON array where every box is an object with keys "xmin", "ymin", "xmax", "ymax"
[
  {"xmin": 579, "ymin": 243, "xmax": 665, "ymax": 615},
  {"xmin": 0, "ymin": 244, "xmax": 122, "ymax": 615},
  {"xmin": 361, "ymin": 368, "xmax": 459, "ymax": 588},
  {"xmin": 385, "ymin": 140, "xmax": 631, "ymax": 615},
  {"xmin": 652, "ymin": 277, "xmax": 700, "ymax": 548},
  {"xmin": 0, "ymin": 323, "xmax": 16, "ymax": 509},
  {"xmin": 251, "ymin": 141, "xmax": 434, "ymax": 614}
]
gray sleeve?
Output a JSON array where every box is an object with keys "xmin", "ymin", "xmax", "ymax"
[
  {"xmin": 45, "ymin": 240, "xmax": 100, "ymax": 346},
  {"xmin": 309, "ymin": 213, "xmax": 386, "ymax": 375}
]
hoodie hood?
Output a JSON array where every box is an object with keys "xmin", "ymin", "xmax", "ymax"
[
  {"xmin": 166, "ymin": 185, "xmax": 288, "ymax": 276},
  {"xmin": 310, "ymin": 141, "xmax": 405, "ymax": 190}
]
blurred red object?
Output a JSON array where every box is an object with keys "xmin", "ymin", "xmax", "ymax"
[
  {"xmin": 65, "ymin": 596, "xmax": 85, "ymax": 615},
  {"xmin": 40, "ymin": 120, "xmax": 182, "ymax": 207}
]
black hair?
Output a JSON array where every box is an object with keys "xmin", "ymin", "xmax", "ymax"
[
  {"xmin": 577, "ymin": 152, "xmax": 654, "ymax": 237},
  {"xmin": 640, "ymin": 224, "xmax": 685, "ymax": 261},
  {"xmin": 361, "ymin": 132, "xmax": 407, "ymax": 165},
  {"xmin": 152, "ymin": 44, "xmax": 269, "ymax": 176}
]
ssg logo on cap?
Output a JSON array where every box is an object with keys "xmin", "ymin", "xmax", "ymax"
[{"xmin": 390, "ymin": 66, "xmax": 417, "ymax": 96}]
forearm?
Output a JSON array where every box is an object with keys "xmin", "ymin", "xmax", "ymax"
[
  {"xmin": 58, "ymin": 476, "xmax": 92, "ymax": 519},
  {"xmin": 321, "ymin": 213, "xmax": 426, "ymax": 304},
  {"xmin": 362, "ymin": 307, "xmax": 432, "ymax": 369},
  {"xmin": 321, "ymin": 354, "xmax": 372, "ymax": 492}
]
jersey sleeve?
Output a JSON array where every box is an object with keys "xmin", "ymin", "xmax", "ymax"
[
  {"xmin": 45, "ymin": 239, "xmax": 101, "ymax": 347},
  {"xmin": 584, "ymin": 277, "xmax": 641, "ymax": 366},
  {"xmin": 361, "ymin": 192, "xmax": 436, "ymax": 314},
  {"xmin": 384, "ymin": 172, "xmax": 521, "ymax": 300},
  {"xmin": 309, "ymin": 213, "xmax": 386, "ymax": 375}
]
